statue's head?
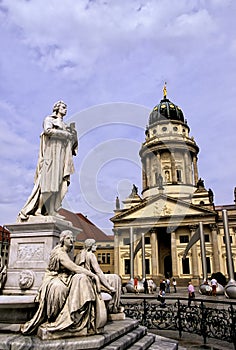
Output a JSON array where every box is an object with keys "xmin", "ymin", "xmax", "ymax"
[
  {"xmin": 53, "ymin": 100, "xmax": 67, "ymax": 114},
  {"xmin": 84, "ymin": 238, "xmax": 96, "ymax": 251},
  {"xmin": 59, "ymin": 230, "xmax": 73, "ymax": 246}
]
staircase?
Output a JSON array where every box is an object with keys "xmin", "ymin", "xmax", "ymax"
[{"xmin": 0, "ymin": 318, "xmax": 179, "ymax": 349}]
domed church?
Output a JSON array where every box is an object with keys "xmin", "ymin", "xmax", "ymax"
[{"xmin": 111, "ymin": 85, "xmax": 236, "ymax": 285}]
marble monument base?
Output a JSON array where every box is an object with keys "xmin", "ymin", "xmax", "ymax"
[
  {"xmin": 0, "ymin": 216, "xmax": 81, "ymax": 331},
  {"xmin": 108, "ymin": 312, "xmax": 126, "ymax": 321},
  {"xmin": 37, "ymin": 325, "xmax": 104, "ymax": 340},
  {"xmin": 0, "ymin": 295, "xmax": 36, "ymax": 332},
  {"xmin": 3, "ymin": 216, "xmax": 81, "ymax": 295},
  {"xmin": 0, "ymin": 318, "xmax": 179, "ymax": 349}
]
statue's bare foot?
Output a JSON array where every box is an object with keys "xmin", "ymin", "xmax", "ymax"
[{"xmin": 35, "ymin": 210, "xmax": 43, "ymax": 216}]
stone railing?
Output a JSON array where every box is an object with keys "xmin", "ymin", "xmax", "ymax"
[{"xmin": 120, "ymin": 295, "xmax": 236, "ymax": 347}]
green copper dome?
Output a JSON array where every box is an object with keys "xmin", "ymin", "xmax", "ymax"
[{"xmin": 149, "ymin": 98, "xmax": 185, "ymax": 125}]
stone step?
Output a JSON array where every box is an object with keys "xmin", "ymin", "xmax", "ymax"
[
  {"xmin": 0, "ymin": 319, "xmax": 179, "ymax": 350},
  {"xmin": 128, "ymin": 333, "xmax": 156, "ymax": 350},
  {"xmin": 0, "ymin": 319, "xmax": 140, "ymax": 350},
  {"xmin": 148, "ymin": 334, "xmax": 178, "ymax": 350},
  {"xmin": 102, "ymin": 325, "xmax": 147, "ymax": 350}
]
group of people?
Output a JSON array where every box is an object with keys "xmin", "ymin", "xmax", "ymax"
[
  {"xmin": 157, "ymin": 277, "xmax": 177, "ymax": 307},
  {"xmin": 203, "ymin": 277, "xmax": 218, "ymax": 296},
  {"xmin": 157, "ymin": 277, "xmax": 218, "ymax": 307},
  {"xmin": 188, "ymin": 277, "xmax": 218, "ymax": 306},
  {"xmin": 159, "ymin": 277, "xmax": 177, "ymax": 294},
  {"xmin": 133, "ymin": 277, "xmax": 155, "ymax": 294}
]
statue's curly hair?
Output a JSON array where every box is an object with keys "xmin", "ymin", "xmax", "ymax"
[{"xmin": 59, "ymin": 230, "xmax": 73, "ymax": 245}]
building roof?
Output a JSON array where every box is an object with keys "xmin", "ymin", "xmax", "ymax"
[
  {"xmin": 149, "ymin": 98, "xmax": 185, "ymax": 125},
  {"xmin": 0, "ymin": 226, "xmax": 10, "ymax": 241},
  {"xmin": 59, "ymin": 208, "xmax": 113, "ymax": 242}
]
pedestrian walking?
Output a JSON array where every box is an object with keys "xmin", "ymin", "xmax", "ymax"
[
  {"xmin": 204, "ymin": 280, "xmax": 211, "ymax": 295},
  {"xmin": 159, "ymin": 278, "xmax": 166, "ymax": 293},
  {"xmin": 188, "ymin": 281, "xmax": 195, "ymax": 306},
  {"xmin": 166, "ymin": 277, "xmax": 170, "ymax": 293},
  {"xmin": 148, "ymin": 278, "xmax": 154, "ymax": 293},
  {"xmin": 172, "ymin": 278, "xmax": 177, "ymax": 293},
  {"xmin": 211, "ymin": 277, "xmax": 218, "ymax": 296},
  {"xmin": 143, "ymin": 279, "xmax": 149, "ymax": 294},
  {"xmin": 134, "ymin": 277, "xmax": 139, "ymax": 294}
]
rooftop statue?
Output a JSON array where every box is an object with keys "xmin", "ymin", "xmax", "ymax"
[
  {"xmin": 75, "ymin": 239, "xmax": 123, "ymax": 314},
  {"xmin": 157, "ymin": 173, "xmax": 164, "ymax": 190},
  {"xmin": 21, "ymin": 230, "xmax": 107, "ymax": 338},
  {"xmin": 129, "ymin": 184, "xmax": 138, "ymax": 198},
  {"xmin": 163, "ymin": 81, "xmax": 167, "ymax": 99},
  {"xmin": 18, "ymin": 101, "xmax": 78, "ymax": 220},
  {"xmin": 197, "ymin": 178, "xmax": 205, "ymax": 189}
]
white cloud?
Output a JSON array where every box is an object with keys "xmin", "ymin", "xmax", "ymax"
[
  {"xmin": 0, "ymin": 0, "xmax": 236, "ymax": 231},
  {"xmin": 1, "ymin": 0, "xmax": 229, "ymax": 83}
]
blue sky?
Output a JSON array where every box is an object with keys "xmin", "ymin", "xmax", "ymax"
[{"xmin": 0, "ymin": 0, "xmax": 236, "ymax": 234}]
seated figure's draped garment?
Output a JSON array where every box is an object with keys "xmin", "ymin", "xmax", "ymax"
[
  {"xmin": 19, "ymin": 114, "xmax": 77, "ymax": 219},
  {"xmin": 76, "ymin": 249, "xmax": 122, "ymax": 314},
  {"xmin": 21, "ymin": 245, "xmax": 106, "ymax": 335}
]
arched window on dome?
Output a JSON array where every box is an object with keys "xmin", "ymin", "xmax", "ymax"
[
  {"xmin": 165, "ymin": 170, "xmax": 171, "ymax": 183},
  {"xmin": 176, "ymin": 169, "xmax": 182, "ymax": 182}
]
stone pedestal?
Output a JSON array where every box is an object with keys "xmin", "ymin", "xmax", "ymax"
[{"xmin": 3, "ymin": 216, "xmax": 81, "ymax": 295}]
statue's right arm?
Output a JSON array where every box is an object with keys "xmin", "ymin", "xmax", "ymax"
[
  {"xmin": 43, "ymin": 118, "xmax": 72, "ymax": 140},
  {"xmin": 60, "ymin": 252, "xmax": 93, "ymax": 276},
  {"xmin": 59, "ymin": 252, "xmax": 101, "ymax": 292}
]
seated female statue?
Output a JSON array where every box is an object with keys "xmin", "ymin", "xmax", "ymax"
[{"xmin": 21, "ymin": 230, "xmax": 107, "ymax": 338}]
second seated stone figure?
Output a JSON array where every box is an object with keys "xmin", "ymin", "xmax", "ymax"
[
  {"xmin": 21, "ymin": 230, "xmax": 107, "ymax": 339},
  {"xmin": 18, "ymin": 101, "xmax": 78, "ymax": 220},
  {"xmin": 75, "ymin": 239, "xmax": 123, "ymax": 314}
]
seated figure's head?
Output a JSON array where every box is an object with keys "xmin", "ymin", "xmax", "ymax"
[
  {"xmin": 60, "ymin": 230, "xmax": 74, "ymax": 249},
  {"xmin": 84, "ymin": 238, "xmax": 97, "ymax": 252}
]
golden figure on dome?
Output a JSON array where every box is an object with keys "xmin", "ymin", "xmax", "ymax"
[{"xmin": 163, "ymin": 82, "xmax": 167, "ymax": 99}]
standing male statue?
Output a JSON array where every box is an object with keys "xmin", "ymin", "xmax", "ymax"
[{"xmin": 18, "ymin": 101, "xmax": 78, "ymax": 220}]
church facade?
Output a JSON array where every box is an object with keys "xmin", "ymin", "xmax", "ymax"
[{"xmin": 111, "ymin": 88, "xmax": 236, "ymax": 285}]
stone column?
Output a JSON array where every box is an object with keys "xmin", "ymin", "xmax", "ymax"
[
  {"xmin": 157, "ymin": 152, "xmax": 161, "ymax": 177},
  {"xmin": 184, "ymin": 151, "xmax": 191, "ymax": 184},
  {"xmin": 141, "ymin": 233, "xmax": 146, "ymax": 280},
  {"xmin": 150, "ymin": 230, "xmax": 158, "ymax": 276},
  {"xmin": 142, "ymin": 159, "xmax": 147, "ymax": 190},
  {"xmin": 189, "ymin": 225, "xmax": 199, "ymax": 278},
  {"xmin": 133, "ymin": 231, "xmax": 138, "ymax": 278},
  {"xmin": 146, "ymin": 155, "xmax": 151, "ymax": 188},
  {"xmin": 129, "ymin": 227, "xmax": 134, "ymax": 280},
  {"xmin": 193, "ymin": 155, "xmax": 199, "ymax": 185},
  {"xmin": 171, "ymin": 151, "xmax": 177, "ymax": 183},
  {"xmin": 210, "ymin": 224, "xmax": 220, "ymax": 273},
  {"xmin": 171, "ymin": 230, "xmax": 178, "ymax": 277},
  {"xmin": 113, "ymin": 229, "xmax": 120, "ymax": 275}
]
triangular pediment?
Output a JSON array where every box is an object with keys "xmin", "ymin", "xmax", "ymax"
[{"xmin": 111, "ymin": 194, "xmax": 216, "ymax": 222}]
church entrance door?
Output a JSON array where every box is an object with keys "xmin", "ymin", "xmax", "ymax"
[{"xmin": 164, "ymin": 255, "xmax": 172, "ymax": 278}]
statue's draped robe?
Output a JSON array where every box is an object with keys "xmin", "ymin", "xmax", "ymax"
[
  {"xmin": 21, "ymin": 246, "xmax": 106, "ymax": 335},
  {"xmin": 75, "ymin": 250, "xmax": 122, "ymax": 313},
  {"xmin": 19, "ymin": 115, "xmax": 77, "ymax": 219}
]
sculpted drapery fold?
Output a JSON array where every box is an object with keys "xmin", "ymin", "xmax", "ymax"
[
  {"xmin": 21, "ymin": 231, "xmax": 107, "ymax": 337},
  {"xmin": 18, "ymin": 101, "xmax": 78, "ymax": 220}
]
